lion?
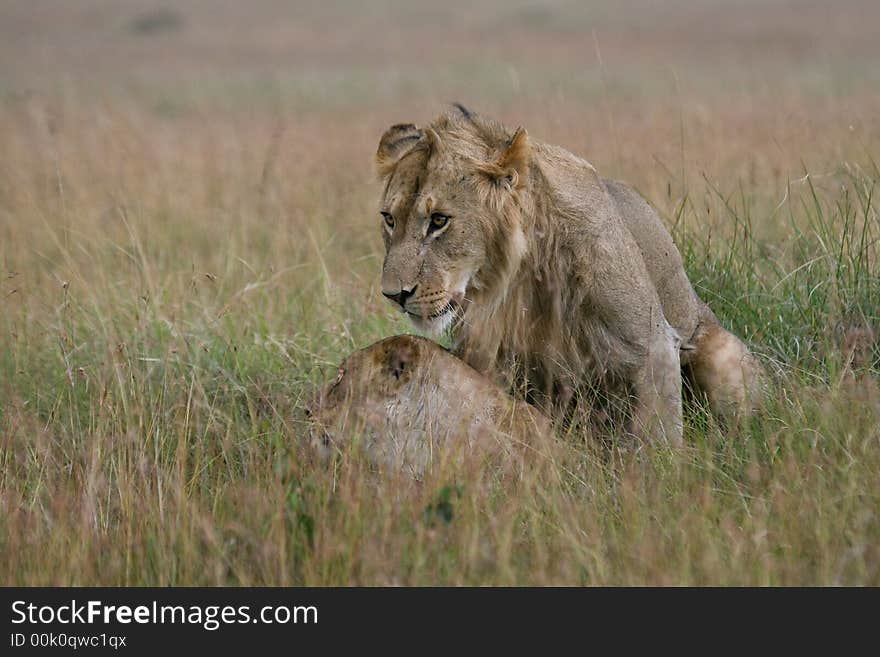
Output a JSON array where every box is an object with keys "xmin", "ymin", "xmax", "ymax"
[
  {"xmin": 306, "ymin": 335, "xmax": 550, "ymax": 476},
  {"xmin": 373, "ymin": 105, "xmax": 762, "ymax": 443}
]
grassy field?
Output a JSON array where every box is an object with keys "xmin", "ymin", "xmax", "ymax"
[{"xmin": 1, "ymin": 0, "xmax": 879, "ymax": 585}]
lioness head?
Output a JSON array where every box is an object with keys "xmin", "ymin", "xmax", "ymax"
[
  {"xmin": 307, "ymin": 335, "xmax": 421, "ymax": 461},
  {"xmin": 375, "ymin": 107, "xmax": 531, "ymax": 335},
  {"xmin": 306, "ymin": 334, "xmax": 549, "ymax": 475}
]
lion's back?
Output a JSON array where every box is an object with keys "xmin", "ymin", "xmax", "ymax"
[{"xmin": 602, "ymin": 178, "xmax": 705, "ymax": 343}]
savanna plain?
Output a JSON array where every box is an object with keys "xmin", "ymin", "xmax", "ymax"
[{"xmin": 1, "ymin": 0, "xmax": 879, "ymax": 585}]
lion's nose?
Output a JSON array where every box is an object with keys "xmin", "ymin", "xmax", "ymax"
[{"xmin": 382, "ymin": 284, "xmax": 417, "ymax": 309}]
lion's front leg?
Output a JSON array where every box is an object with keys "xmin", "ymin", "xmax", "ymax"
[{"xmin": 629, "ymin": 322, "xmax": 684, "ymax": 445}]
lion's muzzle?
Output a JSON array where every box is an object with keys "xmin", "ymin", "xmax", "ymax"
[{"xmin": 382, "ymin": 284, "xmax": 416, "ymax": 309}]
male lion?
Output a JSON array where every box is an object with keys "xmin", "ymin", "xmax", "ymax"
[
  {"xmin": 374, "ymin": 105, "xmax": 761, "ymax": 443},
  {"xmin": 306, "ymin": 335, "xmax": 549, "ymax": 476}
]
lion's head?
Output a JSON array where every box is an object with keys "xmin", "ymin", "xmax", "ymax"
[{"xmin": 374, "ymin": 107, "xmax": 531, "ymax": 335}]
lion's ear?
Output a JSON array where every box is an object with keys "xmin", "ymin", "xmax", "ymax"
[
  {"xmin": 375, "ymin": 123, "xmax": 422, "ymax": 178},
  {"xmin": 385, "ymin": 337, "xmax": 420, "ymax": 382},
  {"xmin": 477, "ymin": 127, "xmax": 530, "ymax": 189}
]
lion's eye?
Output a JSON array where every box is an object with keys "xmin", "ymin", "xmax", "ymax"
[
  {"xmin": 428, "ymin": 213, "xmax": 449, "ymax": 232},
  {"xmin": 381, "ymin": 212, "xmax": 395, "ymax": 230}
]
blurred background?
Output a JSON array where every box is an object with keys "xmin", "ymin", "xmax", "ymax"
[
  {"xmin": 3, "ymin": 1, "xmax": 878, "ymax": 175},
  {"xmin": 4, "ymin": 0, "xmax": 879, "ymax": 101}
]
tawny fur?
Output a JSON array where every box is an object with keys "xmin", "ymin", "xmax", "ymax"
[
  {"xmin": 375, "ymin": 107, "xmax": 762, "ymax": 441},
  {"xmin": 307, "ymin": 335, "xmax": 550, "ymax": 477}
]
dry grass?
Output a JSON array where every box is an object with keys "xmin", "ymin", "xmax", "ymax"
[{"xmin": 1, "ymin": 0, "xmax": 879, "ymax": 585}]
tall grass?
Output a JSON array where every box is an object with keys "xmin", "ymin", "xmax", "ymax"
[{"xmin": 1, "ymin": 92, "xmax": 877, "ymax": 585}]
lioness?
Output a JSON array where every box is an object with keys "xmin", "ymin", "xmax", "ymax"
[
  {"xmin": 374, "ymin": 105, "xmax": 761, "ymax": 442},
  {"xmin": 307, "ymin": 335, "xmax": 549, "ymax": 476}
]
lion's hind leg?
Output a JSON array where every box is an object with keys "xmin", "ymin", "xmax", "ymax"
[
  {"xmin": 686, "ymin": 322, "xmax": 763, "ymax": 425},
  {"xmin": 630, "ymin": 321, "xmax": 684, "ymax": 445}
]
